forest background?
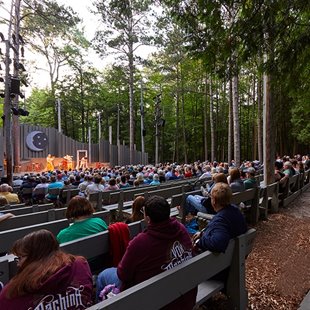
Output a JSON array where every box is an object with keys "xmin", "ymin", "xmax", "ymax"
[{"xmin": 0, "ymin": 0, "xmax": 309, "ymax": 166}]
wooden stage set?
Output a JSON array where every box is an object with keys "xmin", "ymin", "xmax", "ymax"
[{"xmin": 19, "ymin": 158, "xmax": 109, "ymax": 174}]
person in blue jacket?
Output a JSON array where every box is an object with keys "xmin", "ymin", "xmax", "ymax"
[{"xmin": 194, "ymin": 182, "xmax": 247, "ymax": 253}]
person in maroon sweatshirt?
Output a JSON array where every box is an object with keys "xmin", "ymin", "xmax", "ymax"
[
  {"xmin": 0, "ymin": 229, "xmax": 93, "ymax": 309},
  {"xmin": 96, "ymin": 195, "xmax": 197, "ymax": 309}
]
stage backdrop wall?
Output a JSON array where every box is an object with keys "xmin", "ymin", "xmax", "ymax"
[{"xmin": 0, "ymin": 125, "xmax": 148, "ymax": 171}]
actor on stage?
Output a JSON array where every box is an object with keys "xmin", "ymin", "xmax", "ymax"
[
  {"xmin": 46, "ymin": 154, "xmax": 55, "ymax": 171},
  {"xmin": 79, "ymin": 156, "xmax": 88, "ymax": 170},
  {"xmin": 63, "ymin": 155, "xmax": 73, "ymax": 170}
]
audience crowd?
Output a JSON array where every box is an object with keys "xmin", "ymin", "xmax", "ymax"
[{"xmin": 0, "ymin": 153, "xmax": 308, "ymax": 309}]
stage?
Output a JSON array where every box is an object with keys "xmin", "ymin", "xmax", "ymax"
[{"xmin": 16, "ymin": 158, "xmax": 110, "ymax": 174}]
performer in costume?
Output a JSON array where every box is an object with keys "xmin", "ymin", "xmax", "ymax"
[
  {"xmin": 46, "ymin": 154, "xmax": 55, "ymax": 171},
  {"xmin": 63, "ymin": 155, "xmax": 73, "ymax": 170},
  {"xmin": 79, "ymin": 156, "xmax": 88, "ymax": 170},
  {"xmin": 64, "ymin": 154, "xmax": 73, "ymax": 170}
]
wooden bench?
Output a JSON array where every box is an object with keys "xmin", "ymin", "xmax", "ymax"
[
  {"xmin": 282, "ymin": 174, "xmax": 301, "ymax": 207},
  {"xmin": 0, "ymin": 220, "xmax": 146, "ymax": 286},
  {"xmin": 0, "ymin": 210, "xmax": 110, "ymax": 255},
  {"xmin": 61, "ymin": 188, "xmax": 80, "ymax": 205},
  {"xmin": 0, "ymin": 226, "xmax": 256, "ymax": 310},
  {"xmin": 86, "ymin": 228, "xmax": 256, "ymax": 310},
  {"xmin": 231, "ymin": 187, "xmax": 260, "ymax": 224},
  {"xmin": 0, "ymin": 203, "xmax": 26, "ymax": 211},
  {"xmin": 0, "ymin": 203, "xmax": 54, "ymax": 216},
  {"xmin": 259, "ymin": 182, "xmax": 279, "ymax": 219}
]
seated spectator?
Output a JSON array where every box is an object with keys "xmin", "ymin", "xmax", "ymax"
[
  {"xmin": 296, "ymin": 161, "xmax": 304, "ymax": 174},
  {"xmin": 32, "ymin": 176, "xmax": 49, "ymax": 202},
  {"xmin": 85, "ymin": 174, "xmax": 105, "ymax": 197},
  {"xmin": 193, "ymin": 182, "xmax": 247, "ymax": 253},
  {"xmin": 57, "ymin": 196, "xmax": 108, "ymax": 244},
  {"xmin": 158, "ymin": 170, "xmax": 166, "ymax": 183},
  {"xmin": 0, "ymin": 229, "xmax": 93, "ymax": 308},
  {"xmin": 0, "ymin": 184, "xmax": 20, "ymax": 204},
  {"xmin": 136, "ymin": 173, "xmax": 146, "ymax": 185},
  {"xmin": 96, "ymin": 195, "xmax": 197, "ymax": 309},
  {"xmin": 45, "ymin": 175, "xmax": 64, "ymax": 201},
  {"xmin": 12, "ymin": 176, "xmax": 23, "ymax": 187},
  {"xmin": 78, "ymin": 175, "xmax": 93, "ymax": 194},
  {"xmin": 125, "ymin": 196, "xmax": 145, "ymax": 224},
  {"xmin": 184, "ymin": 166, "xmax": 193, "ymax": 178},
  {"xmin": 168, "ymin": 168, "xmax": 179, "ymax": 180},
  {"xmin": 71, "ymin": 174, "xmax": 82, "ymax": 187},
  {"xmin": 0, "ymin": 196, "xmax": 8, "ymax": 207},
  {"xmin": 165, "ymin": 166, "xmax": 172, "ymax": 180},
  {"xmin": 62, "ymin": 179, "xmax": 76, "ymax": 190},
  {"xmin": 244, "ymin": 167, "xmax": 258, "ymax": 190},
  {"xmin": 280, "ymin": 161, "xmax": 294, "ymax": 186},
  {"xmin": 119, "ymin": 175, "xmax": 130, "ymax": 189},
  {"xmin": 104, "ymin": 178, "xmax": 119, "ymax": 191},
  {"xmin": 274, "ymin": 161, "xmax": 284, "ymax": 182},
  {"xmin": 228, "ymin": 168, "xmax": 245, "ymax": 193},
  {"xmin": 184, "ymin": 173, "xmax": 227, "ymax": 215},
  {"xmin": 133, "ymin": 179, "xmax": 141, "ymax": 187},
  {"xmin": 149, "ymin": 174, "xmax": 160, "ymax": 186}
]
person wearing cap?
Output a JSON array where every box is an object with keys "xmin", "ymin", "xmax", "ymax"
[{"xmin": 244, "ymin": 167, "xmax": 258, "ymax": 190}]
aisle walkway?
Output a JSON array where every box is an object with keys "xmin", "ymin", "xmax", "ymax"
[{"xmin": 246, "ymin": 188, "xmax": 310, "ymax": 309}]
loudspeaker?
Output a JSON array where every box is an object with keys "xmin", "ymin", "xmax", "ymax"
[{"xmin": 10, "ymin": 78, "xmax": 20, "ymax": 94}]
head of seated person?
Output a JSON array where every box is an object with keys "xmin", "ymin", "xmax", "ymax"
[
  {"xmin": 212, "ymin": 173, "xmax": 228, "ymax": 184},
  {"xmin": 211, "ymin": 182, "xmax": 232, "ymax": 212},
  {"xmin": 1, "ymin": 229, "xmax": 93, "ymax": 306},
  {"xmin": 127, "ymin": 196, "xmax": 145, "ymax": 223},
  {"xmin": 0, "ymin": 196, "xmax": 8, "ymax": 206},
  {"xmin": 66, "ymin": 196, "xmax": 95, "ymax": 221},
  {"xmin": 144, "ymin": 195, "xmax": 170, "ymax": 224},
  {"xmin": 94, "ymin": 174, "xmax": 103, "ymax": 184},
  {"xmin": 229, "ymin": 168, "xmax": 241, "ymax": 182}
]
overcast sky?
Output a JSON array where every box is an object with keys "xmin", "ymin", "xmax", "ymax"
[{"xmin": 1, "ymin": 0, "xmax": 156, "ymax": 94}]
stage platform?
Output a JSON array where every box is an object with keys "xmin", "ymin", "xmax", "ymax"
[{"xmin": 15, "ymin": 158, "xmax": 110, "ymax": 174}]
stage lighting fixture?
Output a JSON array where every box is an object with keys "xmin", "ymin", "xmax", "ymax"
[
  {"xmin": 18, "ymin": 108, "xmax": 29, "ymax": 116},
  {"xmin": 11, "ymin": 107, "xmax": 19, "ymax": 115}
]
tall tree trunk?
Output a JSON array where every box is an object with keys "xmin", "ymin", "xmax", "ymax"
[
  {"xmin": 128, "ymin": 7, "xmax": 136, "ymax": 164},
  {"xmin": 228, "ymin": 78, "xmax": 233, "ymax": 163},
  {"xmin": 180, "ymin": 64, "xmax": 187, "ymax": 163},
  {"xmin": 128, "ymin": 48, "xmax": 135, "ymax": 164},
  {"xmin": 263, "ymin": 31, "xmax": 275, "ymax": 185},
  {"xmin": 204, "ymin": 75, "xmax": 208, "ymax": 161},
  {"xmin": 257, "ymin": 73, "xmax": 263, "ymax": 163},
  {"xmin": 232, "ymin": 71, "xmax": 240, "ymax": 166},
  {"xmin": 12, "ymin": 0, "xmax": 21, "ymax": 173},
  {"xmin": 209, "ymin": 75, "xmax": 215, "ymax": 162},
  {"xmin": 175, "ymin": 89, "xmax": 180, "ymax": 163},
  {"xmin": 252, "ymin": 75, "xmax": 257, "ymax": 160}
]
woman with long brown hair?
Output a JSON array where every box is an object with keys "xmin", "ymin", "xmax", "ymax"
[
  {"xmin": 125, "ymin": 196, "xmax": 145, "ymax": 223},
  {"xmin": 0, "ymin": 229, "xmax": 93, "ymax": 309}
]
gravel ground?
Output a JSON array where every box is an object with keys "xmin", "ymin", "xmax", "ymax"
[
  {"xmin": 246, "ymin": 188, "xmax": 310, "ymax": 309},
  {"xmin": 198, "ymin": 188, "xmax": 310, "ymax": 310}
]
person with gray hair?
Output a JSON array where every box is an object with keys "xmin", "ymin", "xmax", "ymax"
[{"xmin": 0, "ymin": 184, "xmax": 20, "ymax": 204}]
